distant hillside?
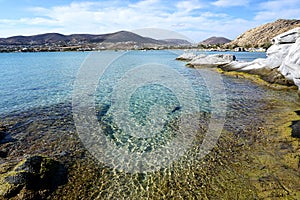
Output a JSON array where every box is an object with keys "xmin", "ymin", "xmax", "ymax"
[
  {"xmin": 163, "ymin": 39, "xmax": 192, "ymax": 45},
  {"xmin": 0, "ymin": 31, "xmax": 188, "ymax": 46},
  {"xmin": 200, "ymin": 36, "xmax": 231, "ymax": 45},
  {"xmin": 227, "ymin": 19, "xmax": 300, "ymax": 48}
]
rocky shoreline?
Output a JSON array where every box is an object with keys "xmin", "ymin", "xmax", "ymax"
[
  {"xmin": 0, "ymin": 27, "xmax": 300, "ymax": 199},
  {"xmin": 178, "ymin": 27, "xmax": 300, "ymax": 94}
]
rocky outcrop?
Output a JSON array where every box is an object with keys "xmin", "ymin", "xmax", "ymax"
[
  {"xmin": 0, "ymin": 155, "xmax": 67, "ymax": 199},
  {"xmin": 224, "ymin": 27, "xmax": 300, "ymax": 90},
  {"xmin": 188, "ymin": 54, "xmax": 236, "ymax": 67},
  {"xmin": 176, "ymin": 27, "xmax": 300, "ymax": 91},
  {"xmin": 176, "ymin": 52, "xmax": 197, "ymax": 61},
  {"xmin": 227, "ymin": 19, "xmax": 300, "ymax": 48},
  {"xmin": 176, "ymin": 53, "xmax": 236, "ymax": 68}
]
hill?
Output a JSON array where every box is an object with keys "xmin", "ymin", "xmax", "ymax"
[
  {"xmin": 163, "ymin": 39, "xmax": 192, "ymax": 46},
  {"xmin": 226, "ymin": 19, "xmax": 300, "ymax": 48},
  {"xmin": 200, "ymin": 36, "xmax": 231, "ymax": 45},
  {"xmin": 0, "ymin": 31, "xmax": 188, "ymax": 46}
]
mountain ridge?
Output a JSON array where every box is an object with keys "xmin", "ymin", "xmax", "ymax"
[{"xmin": 0, "ymin": 31, "xmax": 191, "ymax": 46}]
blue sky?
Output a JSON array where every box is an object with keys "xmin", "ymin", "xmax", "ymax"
[{"xmin": 0, "ymin": 0, "xmax": 299, "ymax": 42}]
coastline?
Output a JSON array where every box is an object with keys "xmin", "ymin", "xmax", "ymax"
[{"xmin": 216, "ymin": 68, "xmax": 298, "ymax": 91}]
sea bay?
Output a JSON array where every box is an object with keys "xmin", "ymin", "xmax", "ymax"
[{"xmin": 1, "ymin": 50, "xmax": 299, "ymax": 199}]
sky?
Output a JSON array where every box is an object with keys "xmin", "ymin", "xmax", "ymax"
[{"xmin": 0, "ymin": 0, "xmax": 299, "ymax": 42}]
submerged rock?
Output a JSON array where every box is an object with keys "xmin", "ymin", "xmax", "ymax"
[
  {"xmin": 291, "ymin": 120, "xmax": 300, "ymax": 138},
  {"xmin": 0, "ymin": 126, "xmax": 6, "ymax": 142},
  {"xmin": 0, "ymin": 155, "xmax": 67, "ymax": 199}
]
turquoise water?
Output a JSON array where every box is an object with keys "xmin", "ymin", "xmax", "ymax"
[
  {"xmin": 0, "ymin": 50, "xmax": 266, "ymax": 116},
  {"xmin": 1, "ymin": 50, "xmax": 276, "ymax": 198},
  {"xmin": 0, "ymin": 52, "xmax": 88, "ymax": 115}
]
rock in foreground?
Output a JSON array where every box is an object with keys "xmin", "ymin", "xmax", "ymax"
[{"xmin": 0, "ymin": 155, "xmax": 67, "ymax": 199}]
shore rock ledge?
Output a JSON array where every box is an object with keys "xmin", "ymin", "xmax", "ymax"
[
  {"xmin": 0, "ymin": 155, "xmax": 67, "ymax": 199},
  {"xmin": 225, "ymin": 27, "xmax": 300, "ymax": 90},
  {"xmin": 177, "ymin": 27, "xmax": 300, "ymax": 91},
  {"xmin": 177, "ymin": 52, "xmax": 236, "ymax": 67}
]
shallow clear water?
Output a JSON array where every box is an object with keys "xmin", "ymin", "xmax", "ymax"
[
  {"xmin": 0, "ymin": 50, "xmax": 268, "ymax": 172},
  {"xmin": 0, "ymin": 52, "xmax": 88, "ymax": 114},
  {"xmin": 3, "ymin": 50, "xmax": 300, "ymax": 199},
  {"xmin": 0, "ymin": 50, "xmax": 266, "ymax": 116}
]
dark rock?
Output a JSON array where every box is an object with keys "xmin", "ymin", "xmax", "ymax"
[
  {"xmin": 291, "ymin": 120, "xmax": 300, "ymax": 138},
  {"xmin": 5, "ymin": 172, "xmax": 31, "ymax": 185},
  {"xmin": 0, "ymin": 155, "xmax": 68, "ymax": 199},
  {"xmin": 0, "ymin": 150, "xmax": 8, "ymax": 158},
  {"xmin": 171, "ymin": 106, "xmax": 181, "ymax": 113},
  {"xmin": 0, "ymin": 126, "xmax": 6, "ymax": 141}
]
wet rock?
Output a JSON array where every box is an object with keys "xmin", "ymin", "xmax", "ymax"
[
  {"xmin": 0, "ymin": 126, "xmax": 7, "ymax": 141},
  {"xmin": 0, "ymin": 155, "xmax": 67, "ymax": 199},
  {"xmin": 0, "ymin": 150, "xmax": 8, "ymax": 158},
  {"xmin": 291, "ymin": 120, "xmax": 300, "ymax": 138}
]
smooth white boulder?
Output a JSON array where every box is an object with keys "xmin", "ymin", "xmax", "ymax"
[
  {"xmin": 279, "ymin": 37, "xmax": 300, "ymax": 84},
  {"xmin": 176, "ymin": 52, "xmax": 196, "ymax": 61},
  {"xmin": 272, "ymin": 27, "xmax": 300, "ymax": 44},
  {"xmin": 189, "ymin": 54, "xmax": 236, "ymax": 67},
  {"xmin": 265, "ymin": 44, "xmax": 292, "ymax": 69},
  {"xmin": 228, "ymin": 58, "xmax": 267, "ymax": 71}
]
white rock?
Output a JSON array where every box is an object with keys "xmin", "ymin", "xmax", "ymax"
[
  {"xmin": 193, "ymin": 54, "xmax": 207, "ymax": 60},
  {"xmin": 272, "ymin": 27, "xmax": 300, "ymax": 44},
  {"xmin": 189, "ymin": 54, "xmax": 235, "ymax": 67},
  {"xmin": 227, "ymin": 58, "xmax": 267, "ymax": 71},
  {"xmin": 176, "ymin": 52, "xmax": 197, "ymax": 61},
  {"xmin": 279, "ymin": 37, "xmax": 300, "ymax": 82},
  {"xmin": 266, "ymin": 44, "xmax": 292, "ymax": 69},
  {"xmin": 226, "ymin": 27, "xmax": 300, "ymax": 90}
]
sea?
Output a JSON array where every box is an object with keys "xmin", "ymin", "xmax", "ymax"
[
  {"xmin": 0, "ymin": 50, "xmax": 266, "ymax": 115},
  {"xmin": 3, "ymin": 50, "xmax": 300, "ymax": 198}
]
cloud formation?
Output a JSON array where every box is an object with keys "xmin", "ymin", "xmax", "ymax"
[
  {"xmin": 0, "ymin": 0, "xmax": 299, "ymax": 42},
  {"xmin": 212, "ymin": 0, "xmax": 249, "ymax": 7},
  {"xmin": 254, "ymin": 0, "xmax": 300, "ymax": 21}
]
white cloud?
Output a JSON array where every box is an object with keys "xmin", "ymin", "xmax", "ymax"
[
  {"xmin": 254, "ymin": 0, "xmax": 300, "ymax": 21},
  {"xmin": 212, "ymin": 0, "xmax": 249, "ymax": 7},
  {"xmin": 176, "ymin": 0, "xmax": 205, "ymax": 11},
  {"xmin": 0, "ymin": 0, "xmax": 274, "ymax": 42}
]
